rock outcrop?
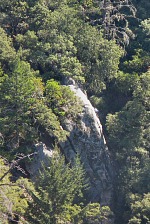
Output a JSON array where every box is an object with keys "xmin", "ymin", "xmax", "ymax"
[
  {"xmin": 60, "ymin": 82, "xmax": 114, "ymax": 206},
  {"xmin": 27, "ymin": 79, "xmax": 114, "ymax": 207},
  {"xmin": 26, "ymin": 143, "xmax": 53, "ymax": 177}
]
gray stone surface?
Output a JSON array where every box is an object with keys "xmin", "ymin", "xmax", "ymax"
[
  {"xmin": 26, "ymin": 142, "xmax": 53, "ymax": 177},
  {"xmin": 60, "ymin": 84, "xmax": 114, "ymax": 205},
  {"xmin": 26, "ymin": 81, "xmax": 114, "ymax": 209}
]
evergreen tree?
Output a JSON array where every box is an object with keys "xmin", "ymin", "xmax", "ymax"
[
  {"xmin": 0, "ymin": 157, "xmax": 35, "ymax": 223},
  {"xmin": 26, "ymin": 154, "xmax": 87, "ymax": 223},
  {"xmin": 0, "ymin": 59, "xmax": 43, "ymax": 150}
]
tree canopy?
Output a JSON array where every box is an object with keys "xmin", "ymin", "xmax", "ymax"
[{"xmin": 0, "ymin": 0, "xmax": 150, "ymax": 223}]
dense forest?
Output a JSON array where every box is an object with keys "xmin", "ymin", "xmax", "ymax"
[{"xmin": 0, "ymin": 0, "xmax": 150, "ymax": 223}]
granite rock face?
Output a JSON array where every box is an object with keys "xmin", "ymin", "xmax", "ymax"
[
  {"xmin": 60, "ymin": 83, "xmax": 114, "ymax": 205},
  {"xmin": 27, "ymin": 80, "xmax": 114, "ymax": 208},
  {"xmin": 26, "ymin": 142, "xmax": 53, "ymax": 177}
]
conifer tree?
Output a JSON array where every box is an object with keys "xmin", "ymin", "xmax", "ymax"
[
  {"xmin": 26, "ymin": 154, "xmax": 87, "ymax": 223},
  {"xmin": 0, "ymin": 59, "xmax": 43, "ymax": 150}
]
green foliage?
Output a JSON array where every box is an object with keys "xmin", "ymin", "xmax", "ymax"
[
  {"xmin": 25, "ymin": 152, "xmax": 113, "ymax": 224},
  {"xmin": 0, "ymin": 1, "xmax": 150, "ymax": 223},
  {"xmin": 15, "ymin": 1, "xmax": 84, "ymax": 81},
  {"xmin": 106, "ymin": 71, "xmax": 150, "ymax": 223},
  {"xmin": 115, "ymin": 71, "xmax": 139, "ymax": 94},
  {"xmin": 106, "ymin": 71, "xmax": 150, "ymax": 156},
  {"xmin": 60, "ymin": 202, "xmax": 113, "ymax": 224},
  {"xmin": 0, "ymin": 27, "xmax": 16, "ymax": 66},
  {"xmin": 106, "ymin": 101, "xmax": 145, "ymax": 153},
  {"xmin": 141, "ymin": 19, "xmax": 150, "ymax": 36},
  {"xmin": 81, "ymin": 203, "xmax": 113, "ymax": 224},
  {"xmin": 122, "ymin": 50, "xmax": 150, "ymax": 74},
  {"xmin": 128, "ymin": 193, "xmax": 150, "ymax": 224},
  {"xmin": 0, "ymin": 59, "xmax": 43, "ymax": 149},
  {"xmin": 32, "ymin": 102, "xmax": 68, "ymax": 141},
  {"xmin": 0, "ymin": 157, "xmax": 35, "ymax": 223},
  {"xmin": 6, "ymin": 0, "xmax": 123, "ymax": 87},
  {"xmin": 132, "ymin": 0, "xmax": 150, "ymax": 20},
  {"xmin": 26, "ymin": 154, "xmax": 87, "ymax": 223},
  {"xmin": 75, "ymin": 25, "xmax": 123, "ymax": 93},
  {"xmin": 45, "ymin": 79, "xmax": 82, "ymax": 119},
  {"xmin": 46, "ymin": 33, "xmax": 83, "ymax": 79},
  {"xmin": 0, "ymin": 0, "xmax": 29, "ymax": 36}
]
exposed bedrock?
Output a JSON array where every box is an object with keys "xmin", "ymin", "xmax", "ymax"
[
  {"xmin": 59, "ymin": 81, "xmax": 114, "ymax": 206},
  {"xmin": 27, "ymin": 80, "xmax": 114, "ymax": 208}
]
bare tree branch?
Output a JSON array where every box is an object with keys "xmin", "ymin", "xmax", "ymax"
[{"xmin": 0, "ymin": 152, "xmax": 37, "ymax": 182}]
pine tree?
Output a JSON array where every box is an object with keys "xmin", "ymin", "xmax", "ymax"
[
  {"xmin": 26, "ymin": 153, "xmax": 87, "ymax": 223},
  {"xmin": 0, "ymin": 58, "xmax": 43, "ymax": 150}
]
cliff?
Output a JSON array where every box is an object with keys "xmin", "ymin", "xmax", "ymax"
[
  {"xmin": 27, "ymin": 81, "xmax": 114, "ymax": 207},
  {"xmin": 60, "ymin": 82, "xmax": 114, "ymax": 205}
]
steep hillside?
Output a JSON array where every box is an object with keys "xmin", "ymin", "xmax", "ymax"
[{"xmin": 0, "ymin": 0, "xmax": 150, "ymax": 223}]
